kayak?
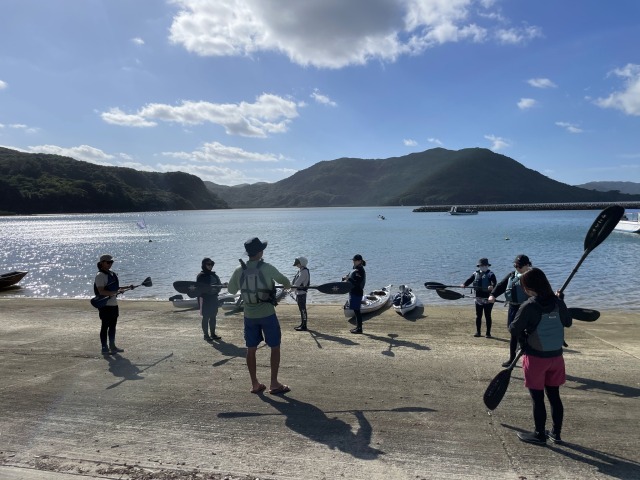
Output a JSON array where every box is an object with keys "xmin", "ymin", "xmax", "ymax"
[
  {"xmin": 391, "ymin": 285, "xmax": 418, "ymax": 316},
  {"xmin": 343, "ymin": 285, "xmax": 392, "ymax": 318},
  {"xmin": 170, "ymin": 291, "xmax": 241, "ymax": 309}
]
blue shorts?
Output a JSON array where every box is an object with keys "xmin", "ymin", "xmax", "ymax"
[{"xmin": 244, "ymin": 314, "xmax": 281, "ymax": 348}]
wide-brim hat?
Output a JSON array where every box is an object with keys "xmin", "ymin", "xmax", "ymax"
[
  {"xmin": 514, "ymin": 254, "xmax": 531, "ymax": 267},
  {"xmin": 477, "ymin": 257, "xmax": 490, "ymax": 267},
  {"xmin": 245, "ymin": 237, "xmax": 268, "ymax": 256}
]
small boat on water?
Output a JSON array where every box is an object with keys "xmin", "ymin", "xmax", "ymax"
[
  {"xmin": 449, "ymin": 206, "xmax": 478, "ymax": 215},
  {"xmin": 614, "ymin": 211, "xmax": 640, "ymax": 234},
  {"xmin": 0, "ymin": 271, "xmax": 28, "ymax": 289},
  {"xmin": 344, "ymin": 285, "xmax": 392, "ymax": 318},
  {"xmin": 391, "ymin": 285, "xmax": 418, "ymax": 316}
]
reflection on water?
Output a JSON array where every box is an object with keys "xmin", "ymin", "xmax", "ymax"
[{"xmin": 0, "ymin": 208, "xmax": 637, "ymax": 310}]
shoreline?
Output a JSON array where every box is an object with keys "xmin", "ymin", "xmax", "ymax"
[{"xmin": 1, "ymin": 299, "xmax": 639, "ymax": 479}]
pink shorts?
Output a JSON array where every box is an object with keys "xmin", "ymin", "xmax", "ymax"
[{"xmin": 522, "ymin": 355, "xmax": 566, "ymax": 390}]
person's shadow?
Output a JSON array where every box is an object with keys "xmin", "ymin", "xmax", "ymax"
[
  {"xmin": 305, "ymin": 329, "xmax": 361, "ymax": 348},
  {"xmin": 565, "ymin": 374, "xmax": 640, "ymax": 398},
  {"xmin": 502, "ymin": 424, "xmax": 640, "ymax": 479},
  {"xmin": 104, "ymin": 353, "xmax": 173, "ymax": 389},
  {"xmin": 363, "ymin": 332, "xmax": 430, "ymax": 357},
  {"xmin": 210, "ymin": 342, "xmax": 263, "ymax": 367}
]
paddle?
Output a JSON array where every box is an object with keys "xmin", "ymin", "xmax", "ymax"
[
  {"xmin": 435, "ymin": 288, "xmax": 504, "ymax": 303},
  {"xmin": 173, "ymin": 280, "xmax": 351, "ymax": 297},
  {"xmin": 425, "ymin": 282, "xmax": 468, "ymax": 290},
  {"xmin": 483, "ymin": 206, "xmax": 622, "ymax": 411},
  {"xmin": 91, "ymin": 276, "xmax": 153, "ymax": 308}
]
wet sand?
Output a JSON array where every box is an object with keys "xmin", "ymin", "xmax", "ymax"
[{"xmin": 1, "ymin": 299, "xmax": 639, "ymax": 479}]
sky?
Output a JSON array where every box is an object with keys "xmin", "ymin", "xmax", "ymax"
[{"xmin": 1, "ymin": 0, "xmax": 639, "ymax": 187}]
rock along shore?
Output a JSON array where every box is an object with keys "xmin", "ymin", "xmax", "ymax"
[{"xmin": 1, "ymin": 299, "xmax": 639, "ymax": 480}]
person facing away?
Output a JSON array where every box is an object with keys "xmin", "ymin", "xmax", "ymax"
[
  {"xmin": 343, "ymin": 254, "xmax": 366, "ymax": 334},
  {"xmin": 489, "ymin": 254, "xmax": 533, "ymax": 366},
  {"xmin": 94, "ymin": 254, "xmax": 133, "ymax": 355},
  {"xmin": 196, "ymin": 257, "xmax": 224, "ymax": 342},
  {"xmin": 509, "ymin": 267, "xmax": 572, "ymax": 445},
  {"xmin": 227, "ymin": 237, "xmax": 292, "ymax": 395},
  {"xmin": 461, "ymin": 257, "xmax": 497, "ymax": 338},
  {"xmin": 292, "ymin": 256, "xmax": 310, "ymax": 331}
]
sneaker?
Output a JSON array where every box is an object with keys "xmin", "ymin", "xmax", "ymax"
[
  {"xmin": 210, "ymin": 334, "xmax": 222, "ymax": 340},
  {"xmin": 101, "ymin": 345, "xmax": 110, "ymax": 354},
  {"xmin": 502, "ymin": 359, "xmax": 515, "ymax": 368},
  {"xmin": 517, "ymin": 431, "xmax": 546, "ymax": 445},
  {"xmin": 203, "ymin": 335, "xmax": 213, "ymax": 343},
  {"xmin": 473, "ymin": 332, "xmax": 482, "ymax": 337},
  {"xmin": 485, "ymin": 333, "xmax": 492, "ymax": 338},
  {"xmin": 350, "ymin": 327, "xmax": 363, "ymax": 334},
  {"xmin": 109, "ymin": 345, "xmax": 124, "ymax": 354},
  {"xmin": 294, "ymin": 324, "xmax": 308, "ymax": 331},
  {"xmin": 545, "ymin": 429, "xmax": 562, "ymax": 444}
]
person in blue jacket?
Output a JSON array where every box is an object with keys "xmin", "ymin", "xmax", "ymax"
[
  {"xmin": 461, "ymin": 257, "xmax": 497, "ymax": 338},
  {"xmin": 509, "ymin": 267, "xmax": 572, "ymax": 445}
]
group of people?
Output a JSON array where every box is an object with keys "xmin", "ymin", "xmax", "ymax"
[
  {"xmin": 94, "ymin": 237, "xmax": 368, "ymax": 396},
  {"xmin": 460, "ymin": 254, "xmax": 572, "ymax": 445}
]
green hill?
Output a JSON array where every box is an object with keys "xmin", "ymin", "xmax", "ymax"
[
  {"xmin": 575, "ymin": 181, "xmax": 640, "ymax": 195},
  {"xmin": 0, "ymin": 148, "xmax": 228, "ymax": 214},
  {"xmin": 207, "ymin": 148, "xmax": 640, "ymax": 207}
]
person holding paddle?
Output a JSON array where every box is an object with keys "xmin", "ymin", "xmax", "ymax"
[
  {"xmin": 227, "ymin": 237, "xmax": 292, "ymax": 395},
  {"xmin": 460, "ymin": 257, "xmax": 497, "ymax": 338},
  {"xmin": 196, "ymin": 257, "xmax": 224, "ymax": 342},
  {"xmin": 94, "ymin": 254, "xmax": 133, "ymax": 355},
  {"xmin": 292, "ymin": 256, "xmax": 310, "ymax": 331},
  {"xmin": 509, "ymin": 267, "xmax": 572, "ymax": 445},
  {"xmin": 489, "ymin": 254, "xmax": 532, "ymax": 367},
  {"xmin": 343, "ymin": 254, "xmax": 366, "ymax": 334}
]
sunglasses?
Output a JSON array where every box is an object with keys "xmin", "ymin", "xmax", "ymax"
[
  {"xmin": 205, "ymin": 262, "xmax": 214, "ymax": 266},
  {"xmin": 104, "ymin": 260, "xmax": 114, "ymax": 264}
]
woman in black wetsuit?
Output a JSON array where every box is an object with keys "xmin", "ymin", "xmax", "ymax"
[{"xmin": 344, "ymin": 254, "xmax": 366, "ymax": 334}]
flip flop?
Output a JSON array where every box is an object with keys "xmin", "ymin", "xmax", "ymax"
[
  {"xmin": 250, "ymin": 384, "xmax": 266, "ymax": 394},
  {"xmin": 268, "ymin": 384, "xmax": 291, "ymax": 395}
]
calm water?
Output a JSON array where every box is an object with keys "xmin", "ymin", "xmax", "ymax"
[{"xmin": 1, "ymin": 207, "xmax": 638, "ymax": 310}]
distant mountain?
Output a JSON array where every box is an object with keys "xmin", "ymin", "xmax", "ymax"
[
  {"xmin": 575, "ymin": 181, "xmax": 640, "ymax": 195},
  {"xmin": 0, "ymin": 147, "xmax": 228, "ymax": 214},
  {"xmin": 206, "ymin": 148, "xmax": 640, "ymax": 208}
]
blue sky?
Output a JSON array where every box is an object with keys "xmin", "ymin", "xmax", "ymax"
[{"xmin": 1, "ymin": 0, "xmax": 639, "ymax": 186}]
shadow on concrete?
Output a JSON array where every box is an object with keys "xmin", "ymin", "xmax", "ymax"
[
  {"xmin": 502, "ymin": 423, "xmax": 640, "ymax": 479},
  {"xmin": 565, "ymin": 374, "xmax": 640, "ymax": 398},
  {"xmin": 305, "ymin": 329, "xmax": 360, "ymax": 348},
  {"xmin": 210, "ymin": 342, "xmax": 265, "ymax": 367},
  {"xmin": 363, "ymin": 332, "xmax": 430, "ymax": 357},
  {"xmin": 105, "ymin": 353, "xmax": 173, "ymax": 390},
  {"xmin": 219, "ymin": 400, "xmax": 435, "ymax": 460}
]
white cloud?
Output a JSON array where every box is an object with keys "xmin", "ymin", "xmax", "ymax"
[
  {"xmin": 161, "ymin": 141, "xmax": 282, "ymax": 164},
  {"xmin": 403, "ymin": 139, "xmax": 418, "ymax": 147},
  {"xmin": 167, "ymin": 0, "xmax": 541, "ymax": 69},
  {"xmin": 594, "ymin": 63, "xmax": 640, "ymax": 116},
  {"xmin": 484, "ymin": 134, "xmax": 509, "ymax": 150},
  {"xmin": 428, "ymin": 137, "xmax": 443, "ymax": 146},
  {"xmin": 0, "ymin": 80, "xmax": 7, "ymax": 90},
  {"xmin": 101, "ymin": 94, "xmax": 299, "ymax": 137},
  {"xmin": 311, "ymin": 89, "xmax": 337, "ymax": 107},
  {"xmin": 555, "ymin": 121, "xmax": 583, "ymax": 133},
  {"xmin": 527, "ymin": 77, "xmax": 557, "ymax": 89},
  {"xmin": 131, "ymin": 37, "xmax": 145, "ymax": 45},
  {"xmin": 517, "ymin": 98, "xmax": 536, "ymax": 110},
  {"xmin": 24, "ymin": 144, "xmax": 116, "ymax": 164}
]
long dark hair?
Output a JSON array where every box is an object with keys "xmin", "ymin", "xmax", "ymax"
[{"xmin": 520, "ymin": 267, "xmax": 555, "ymax": 298}]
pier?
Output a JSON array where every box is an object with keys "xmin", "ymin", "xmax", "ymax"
[{"xmin": 413, "ymin": 201, "xmax": 640, "ymax": 212}]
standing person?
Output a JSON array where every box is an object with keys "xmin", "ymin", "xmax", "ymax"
[
  {"xmin": 292, "ymin": 257, "xmax": 310, "ymax": 331},
  {"xmin": 343, "ymin": 254, "xmax": 366, "ymax": 334},
  {"xmin": 461, "ymin": 257, "xmax": 497, "ymax": 338},
  {"xmin": 509, "ymin": 267, "xmax": 572, "ymax": 445},
  {"xmin": 227, "ymin": 237, "xmax": 292, "ymax": 395},
  {"xmin": 94, "ymin": 254, "xmax": 133, "ymax": 355},
  {"xmin": 489, "ymin": 254, "xmax": 533, "ymax": 366},
  {"xmin": 197, "ymin": 257, "xmax": 223, "ymax": 342}
]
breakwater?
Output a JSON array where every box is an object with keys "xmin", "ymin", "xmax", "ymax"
[{"xmin": 413, "ymin": 202, "xmax": 640, "ymax": 212}]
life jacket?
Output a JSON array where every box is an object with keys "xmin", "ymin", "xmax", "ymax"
[
  {"xmin": 505, "ymin": 272, "xmax": 525, "ymax": 304},
  {"xmin": 239, "ymin": 259, "xmax": 275, "ymax": 305},
  {"xmin": 531, "ymin": 305, "xmax": 564, "ymax": 352},
  {"xmin": 93, "ymin": 270, "xmax": 119, "ymax": 296},
  {"xmin": 472, "ymin": 270, "xmax": 492, "ymax": 293}
]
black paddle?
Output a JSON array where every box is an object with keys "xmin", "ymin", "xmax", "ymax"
[
  {"xmin": 173, "ymin": 280, "xmax": 351, "ymax": 297},
  {"xmin": 425, "ymin": 282, "xmax": 468, "ymax": 290},
  {"xmin": 483, "ymin": 206, "xmax": 623, "ymax": 411},
  {"xmin": 435, "ymin": 288, "xmax": 504, "ymax": 303},
  {"xmin": 91, "ymin": 276, "xmax": 153, "ymax": 308}
]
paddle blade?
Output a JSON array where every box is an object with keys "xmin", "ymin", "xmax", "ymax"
[
  {"xmin": 425, "ymin": 282, "xmax": 446, "ymax": 290},
  {"xmin": 567, "ymin": 307, "xmax": 600, "ymax": 322},
  {"xmin": 435, "ymin": 288, "xmax": 464, "ymax": 301},
  {"xmin": 584, "ymin": 205, "xmax": 624, "ymax": 253},
  {"xmin": 483, "ymin": 368, "xmax": 514, "ymax": 410},
  {"xmin": 311, "ymin": 282, "xmax": 352, "ymax": 294},
  {"xmin": 141, "ymin": 277, "xmax": 152, "ymax": 287}
]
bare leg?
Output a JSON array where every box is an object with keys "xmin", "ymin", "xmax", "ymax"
[
  {"xmin": 246, "ymin": 347, "xmax": 261, "ymax": 390},
  {"xmin": 270, "ymin": 346, "xmax": 281, "ymax": 389}
]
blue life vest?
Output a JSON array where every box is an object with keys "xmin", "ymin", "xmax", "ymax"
[
  {"xmin": 533, "ymin": 305, "xmax": 564, "ymax": 352},
  {"xmin": 505, "ymin": 272, "xmax": 525, "ymax": 304},
  {"xmin": 472, "ymin": 270, "xmax": 492, "ymax": 292}
]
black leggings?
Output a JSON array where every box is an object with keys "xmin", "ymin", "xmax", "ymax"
[
  {"xmin": 528, "ymin": 386, "xmax": 563, "ymax": 434},
  {"xmin": 99, "ymin": 306, "xmax": 119, "ymax": 346},
  {"xmin": 475, "ymin": 302, "xmax": 493, "ymax": 334},
  {"xmin": 296, "ymin": 294, "xmax": 307, "ymax": 323}
]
